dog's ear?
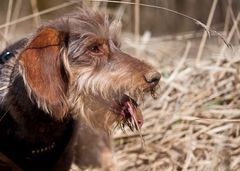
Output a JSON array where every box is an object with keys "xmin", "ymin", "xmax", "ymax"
[{"xmin": 19, "ymin": 27, "xmax": 69, "ymax": 120}]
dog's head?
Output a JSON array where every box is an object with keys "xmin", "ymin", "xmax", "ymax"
[{"xmin": 18, "ymin": 9, "xmax": 160, "ymax": 130}]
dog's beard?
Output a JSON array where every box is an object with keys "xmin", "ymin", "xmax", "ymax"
[
  {"xmin": 68, "ymin": 67, "xmax": 158, "ymax": 133},
  {"xmin": 69, "ymin": 91, "xmax": 115, "ymax": 129},
  {"xmin": 69, "ymin": 86, "xmax": 146, "ymax": 133}
]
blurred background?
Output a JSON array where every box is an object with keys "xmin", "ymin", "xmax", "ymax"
[{"xmin": 0, "ymin": 0, "xmax": 240, "ymax": 171}]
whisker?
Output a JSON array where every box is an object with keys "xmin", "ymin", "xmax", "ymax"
[
  {"xmin": 137, "ymin": 127, "xmax": 145, "ymax": 149},
  {"xmin": 0, "ymin": 110, "xmax": 8, "ymax": 123},
  {"xmin": 0, "ymin": 85, "xmax": 9, "ymax": 91}
]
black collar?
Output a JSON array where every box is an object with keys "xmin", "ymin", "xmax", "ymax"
[{"xmin": 0, "ymin": 109, "xmax": 74, "ymax": 171}]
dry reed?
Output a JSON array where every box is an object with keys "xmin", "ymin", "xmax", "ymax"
[{"xmin": 114, "ymin": 33, "xmax": 240, "ymax": 171}]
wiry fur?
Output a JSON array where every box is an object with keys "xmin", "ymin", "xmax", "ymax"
[{"xmin": 0, "ymin": 9, "xmax": 160, "ymax": 171}]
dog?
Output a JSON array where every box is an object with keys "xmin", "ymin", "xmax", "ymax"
[{"xmin": 0, "ymin": 9, "xmax": 160, "ymax": 171}]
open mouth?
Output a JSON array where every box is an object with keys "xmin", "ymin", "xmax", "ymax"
[{"xmin": 115, "ymin": 94, "xmax": 143, "ymax": 131}]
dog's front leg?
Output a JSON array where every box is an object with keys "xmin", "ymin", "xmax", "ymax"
[{"xmin": 74, "ymin": 123, "xmax": 116, "ymax": 171}]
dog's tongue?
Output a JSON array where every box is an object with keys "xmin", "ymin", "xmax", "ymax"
[{"xmin": 126, "ymin": 101, "xmax": 144, "ymax": 129}]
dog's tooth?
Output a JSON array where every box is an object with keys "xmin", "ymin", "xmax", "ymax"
[
  {"xmin": 32, "ymin": 150, "xmax": 36, "ymax": 154},
  {"xmin": 44, "ymin": 147, "xmax": 48, "ymax": 151},
  {"xmin": 125, "ymin": 92, "xmax": 130, "ymax": 97}
]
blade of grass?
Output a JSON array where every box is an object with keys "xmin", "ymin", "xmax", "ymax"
[
  {"xmin": 0, "ymin": 1, "xmax": 78, "ymax": 30},
  {"xmin": 30, "ymin": 0, "xmax": 41, "ymax": 27},
  {"xmin": 195, "ymin": 0, "xmax": 218, "ymax": 66},
  {"xmin": 91, "ymin": 0, "xmax": 229, "ymax": 46},
  {"xmin": 3, "ymin": 0, "xmax": 13, "ymax": 46}
]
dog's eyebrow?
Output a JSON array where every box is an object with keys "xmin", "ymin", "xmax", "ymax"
[{"xmin": 25, "ymin": 44, "xmax": 62, "ymax": 51}]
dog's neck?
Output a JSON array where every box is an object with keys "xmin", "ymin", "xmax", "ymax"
[{"xmin": 3, "ymin": 75, "xmax": 73, "ymax": 143}]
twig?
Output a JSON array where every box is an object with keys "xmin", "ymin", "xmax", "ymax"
[
  {"xmin": 195, "ymin": 0, "xmax": 218, "ymax": 66},
  {"xmin": 134, "ymin": 0, "xmax": 140, "ymax": 44},
  {"xmin": 82, "ymin": 0, "xmax": 91, "ymax": 8},
  {"xmin": 91, "ymin": 0, "xmax": 229, "ymax": 46},
  {"xmin": 227, "ymin": 0, "xmax": 240, "ymax": 39},
  {"xmin": 217, "ymin": 12, "xmax": 240, "ymax": 65},
  {"xmin": 0, "ymin": 31, "xmax": 9, "ymax": 45},
  {"xmin": 0, "ymin": 1, "xmax": 78, "ymax": 30},
  {"xmin": 166, "ymin": 42, "xmax": 191, "ymax": 85},
  {"xmin": 30, "ymin": 0, "xmax": 41, "ymax": 27},
  {"xmin": 223, "ymin": 0, "xmax": 231, "ymax": 35},
  {"xmin": 9, "ymin": 0, "xmax": 22, "ymax": 35},
  {"xmin": 182, "ymin": 116, "xmax": 240, "ymax": 123},
  {"xmin": 3, "ymin": 0, "xmax": 13, "ymax": 46}
]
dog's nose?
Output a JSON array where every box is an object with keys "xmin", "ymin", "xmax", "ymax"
[{"xmin": 144, "ymin": 71, "xmax": 161, "ymax": 87}]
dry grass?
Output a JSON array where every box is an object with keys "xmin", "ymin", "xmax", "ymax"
[
  {"xmin": 111, "ymin": 1, "xmax": 240, "ymax": 170},
  {"xmin": 0, "ymin": 0, "xmax": 239, "ymax": 171},
  {"xmin": 114, "ymin": 33, "xmax": 240, "ymax": 171}
]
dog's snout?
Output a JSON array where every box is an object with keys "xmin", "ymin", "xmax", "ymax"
[{"xmin": 144, "ymin": 71, "xmax": 161, "ymax": 87}]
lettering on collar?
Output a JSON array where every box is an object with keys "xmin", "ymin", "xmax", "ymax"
[{"xmin": 31, "ymin": 142, "xmax": 56, "ymax": 155}]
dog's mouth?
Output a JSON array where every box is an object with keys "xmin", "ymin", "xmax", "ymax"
[{"xmin": 113, "ymin": 94, "xmax": 143, "ymax": 131}]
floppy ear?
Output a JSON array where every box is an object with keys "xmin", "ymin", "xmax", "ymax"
[{"xmin": 19, "ymin": 27, "xmax": 69, "ymax": 120}]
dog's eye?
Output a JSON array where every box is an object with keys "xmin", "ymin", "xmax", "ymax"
[
  {"xmin": 88, "ymin": 44, "xmax": 100, "ymax": 53},
  {"xmin": 0, "ymin": 51, "xmax": 14, "ymax": 64}
]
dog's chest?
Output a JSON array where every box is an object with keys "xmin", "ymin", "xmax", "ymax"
[{"xmin": 0, "ymin": 108, "xmax": 75, "ymax": 171}]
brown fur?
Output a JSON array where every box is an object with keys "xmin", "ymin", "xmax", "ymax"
[
  {"xmin": 0, "ymin": 9, "xmax": 160, "ymax": 171},
  {"xmin": 19, "ymin": 28, "xmax": 69, "ymax": 119}
]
